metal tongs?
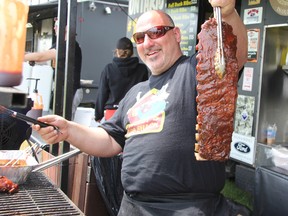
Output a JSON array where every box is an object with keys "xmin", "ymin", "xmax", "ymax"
[{"xmin": 213, "ymin": 7, "xmax": 226, "ymax": 79}]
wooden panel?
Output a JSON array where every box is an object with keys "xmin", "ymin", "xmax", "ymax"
[
  {"xmin": 69, "ymin": 152, "xmax": 89, "ymax": 211},
  {"xmin": 41, "ymin": 150, "xmax": 61, "ymax": 186},
  {"xmin": 67, "ymin": 153, "xmax": 109, "ymax": 215}
]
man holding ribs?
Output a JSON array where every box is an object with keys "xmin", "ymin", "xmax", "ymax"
[{"xmin": 33, "ymin": 0, "xmax": 249, "ymax": 215}]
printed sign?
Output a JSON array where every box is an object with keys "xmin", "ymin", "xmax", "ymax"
[
  {"xmin": 248, "ymin": 0, "xmax": 261, "ymax": 5},
  {"xmin": 243, "ymin": 7, "xmax": 263, "ymax": 25},
  {"xmin": 166, "ymin": 6, "xmax": 199, "ymax": 56},
  {"xmin": 234, "ymin": 95, "xmax": 255, "ymax": 136},
  {"xmin": 247, "ymin": 29, "xmax": 260, "ymax": 62},
  {"xmin": 230, "ymin": 132, "xmax": 255, "ymax": 165},
  {"xmin": 167, "ymin": 0, "xmax": 197, "ymax": 8},
  {"xmin": 242, "ymin": 67, "xmax": 254, "ymax": 91}
]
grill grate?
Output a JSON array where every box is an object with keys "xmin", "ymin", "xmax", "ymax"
[{"xmin": 0, "ymin": 172, "xmax": 84, "ymax": 215}]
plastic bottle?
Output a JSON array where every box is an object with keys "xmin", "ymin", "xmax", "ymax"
[
  {"xmin": 267, "ymin": 124, "xmax": 277, "ymax": 145},
  {"xmin": 26, "ymin": 78, "xmax": 43, "ymax": 118}
]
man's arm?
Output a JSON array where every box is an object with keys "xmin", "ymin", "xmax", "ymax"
[
  {"xmin": 222, "ymin": 9, "xmax": 248, "ymax": 70},
  {"xmin": 210, "ymin": 0, "xmax": 248, "ymax": 70},
  {"xmin": 33, "ymin": 115, "xmax": 123, "ymax": 157},
  {"xmin": 24, "ymin": 48, "xmax": 57, "ymax": 63}
]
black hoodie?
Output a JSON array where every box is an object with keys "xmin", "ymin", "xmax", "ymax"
[{"xmin": 95, "ymin": 56, "xmax": 149, "ymax": 121}]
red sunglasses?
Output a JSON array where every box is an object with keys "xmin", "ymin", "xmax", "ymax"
[{"xmin": 133, "ymin": 26, "xmax": 174, "ymax": 44}]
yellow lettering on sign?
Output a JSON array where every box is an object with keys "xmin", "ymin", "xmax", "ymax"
[{"xmin": 248, "ymin": 0, "xmax": 261, "ymax": 6}]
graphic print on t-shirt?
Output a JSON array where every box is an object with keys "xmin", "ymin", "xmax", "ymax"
[{"xmin": 126, "ymin": 84, "xmax": 169, "ymax": 137}]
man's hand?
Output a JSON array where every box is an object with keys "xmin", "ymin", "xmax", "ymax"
[
  {"xmin": 209, "ymin": 0, "xmax": 236, "ymax": 18},
  {"xmin": 32, "ymin": 115, "xmax": 69, "ymax": 144}
]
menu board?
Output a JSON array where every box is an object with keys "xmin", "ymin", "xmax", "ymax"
[
  {"xmin": 167, "ymin": 0, "xmax": 198, "ymax": 8},
  {"xmin": 166, "ymin": 6, "xmax": 199, "ymax": 56},
  {"xmin": 126, "ymin": 0, "xmax": 199, "ymax": 56}
]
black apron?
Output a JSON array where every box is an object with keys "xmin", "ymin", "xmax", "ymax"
[{"xmin": 118, "ymin": 192, "xmax": 251, "ymax": 216}]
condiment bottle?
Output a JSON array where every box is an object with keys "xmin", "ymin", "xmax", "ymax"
[
  {"xmin": 26, "ymin": 78, "xmax": 43, "ymax": 118},
  {"xmin": 0, "ymin": 0, "xmax": 29, "ymax": 87}
]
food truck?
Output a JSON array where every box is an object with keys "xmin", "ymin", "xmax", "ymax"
[{"xmin": 229, "ymin": 0, "xmax": 288, "ymax": 214}]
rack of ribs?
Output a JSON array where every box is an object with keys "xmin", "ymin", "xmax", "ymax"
[
  {"xmin": 0, "ymin": 176, "xmax": 19, "ymax": 194},
  {"xmin": 195, "ymin": 18, "xmax": 239, "ymax": 161}
]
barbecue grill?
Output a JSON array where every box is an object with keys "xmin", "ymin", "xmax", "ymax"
[{"xmin": 0, "ymin": 171, "xmax": 84, "ymax": 215}]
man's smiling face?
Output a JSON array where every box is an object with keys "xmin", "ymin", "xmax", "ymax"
[{"xmin": 135, "ymin": 10, "xmax": 182, "ymax": 75}]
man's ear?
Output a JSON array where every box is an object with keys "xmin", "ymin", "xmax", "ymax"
[{"xmin": 173, "ymin": 27, "xmax": 181, "ymax": 43}]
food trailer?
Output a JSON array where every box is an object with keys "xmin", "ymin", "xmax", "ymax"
[
  {"xmin": 1, "ymin": 0, "xmax": 288, "ymax": 214},
  {"xmin": 230, "ymin": 0, "xmax": 288, "ymax": 214}
]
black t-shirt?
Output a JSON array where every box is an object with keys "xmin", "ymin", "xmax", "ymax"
[{"xmin": 100, "ymin": 54, "xmax": 225, "ymax": 195}]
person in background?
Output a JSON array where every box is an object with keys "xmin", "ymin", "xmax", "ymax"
[
  {"xmin": 95, "ymin": 37, "xmax": 149, "ymax": 122},
  {"xmin": 33, "ymin": 0, "xmax": 249, "ymax": 215},
  {"xmin": 24, "ymin": 18, "xmax": 82, "ymax": 120},
  {"xmin": 93, "ymin": 37, "xmax": 149, "ymax": 215}
]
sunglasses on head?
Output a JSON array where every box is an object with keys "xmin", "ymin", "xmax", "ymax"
[{"xmin": 133, "ymin": 26, "xmax": 174, "ymax": 44}]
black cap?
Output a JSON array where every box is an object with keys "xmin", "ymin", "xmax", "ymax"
[{"xmin": 116, "ymin": 37, "xmax": 133, "ymax": 51}]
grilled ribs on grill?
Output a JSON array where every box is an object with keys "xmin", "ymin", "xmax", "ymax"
[{"xmin": 0, "ymin": 176, "xmax": 19, "ymax": 194}]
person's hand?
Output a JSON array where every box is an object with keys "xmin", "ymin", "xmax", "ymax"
[
  {"xmin": 32, "ymin": 115, "xmax": 69, "ymax": 144},
  {"xmin": 209, "ymin": 0, "xmax": 236, "ymax": 18}
]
